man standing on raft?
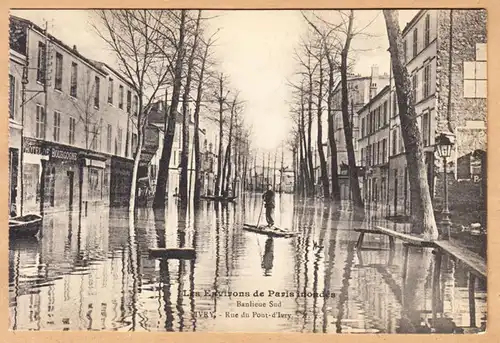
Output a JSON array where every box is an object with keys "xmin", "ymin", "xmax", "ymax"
[{"xmin": 262, "ymin": 184, "xmax": 275, "ymax": 227}]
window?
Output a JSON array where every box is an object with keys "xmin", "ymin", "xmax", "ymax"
[
  {"xmin": 116, "ymin": 128, "xmax": 123, "ymax": 155},
  {"xmin": 361, "ymin": 117, "xmax": 365, "ymax": 137},
  {"xmin": 53, "ymin": 111, "xmax": 61, "ymax": 142},
  {"xmin": 361, "ymin": 148, "xmax": 365, "ymax": 166},
  {"xmin": 132, "ymin": 133, "xmax": 138, "ymax": 152},
  {"xmin": 9, "ymin": 74, "xmax": 15, "ymax": 119},
  {"xmin": 423, "ymin": 64, "xmax": 431, "ymax": 98},
  {"xmin": 70, "ymin": 62, "xmax": 78, "ymax": 98},
  {"xmin": 55, "ymin": 53, "xmax": 63, "ymax": 90},
  {"xmin": 133, "ymin": 95, "xmax": 138, "ymax": 115},
  {"xmin": 90, "ymin": 124, "xmax": 99, "ymax": 150},
  {"xmin": 108, "ymin": 78, "xmax": 114, "ymax": 104},
  {"xmin": 403, "ymin": 40, "xmax": 407, "ymax": 63},
  {"xmin": 383, "ymin": 101, "xmax": 388, "ymax": 125},
  {"xmin": 127, "ymin": 90, "xmax": 132, "ymax": 113},
  {"xmin": 37, "ymin": 42, "xmax": 46, "ymax": 83},
  {"xmin": 118, "ymin": 85, "xmax": 124, "ymax": 109},
  {"xmin": 94, "ymin": 76, "xmax": 100, "ymax": 109},
  {"xmin": 376, "ymin": 108, "xmax": 381, "ymax": 129},
  {"xmin": 69, "ymin": 117, "xmax": 76, "ymax": 145},
  {"xmin": 107, "ymin": 124, "xmax": 112, "ymax": 153},
  {"xmin": 376, "ymin": 141, "xmax": 380, "ymax": 165},
  {"xmin": 422, "ymin": 112, "xmax": 430, "ymax": 146},
  {"xmin": 412, "ymin": 73, "xmax": 418, "ymax": 103},
  {"xmin": 36, "ymin": 104, "xmax": 46, "ymax": 139},
  {"xmin": 382, "ymin": 139, "xmax": 387, "ymax": 163},
  {"xmin": 413, "ymin": 28, "xmax": 418, "ymax": 58},
  {"xmin": 464, "ymin": 59, "xmax": 487, "ymax": 99},
  {"xmin": 392, "ymin": 93, "xmax": 398, "ymax": 116},
  {"xmin": 392, "ymin": 129, "xmax": 397, "ymax": 155},
  {"xmin": 424, "ymin": 14, "xmax": 431, "ymax": 47}
]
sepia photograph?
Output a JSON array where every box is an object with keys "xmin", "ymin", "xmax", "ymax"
[{"xmin": 7, "ymin": 8, "xmax": 487, "ymax": 333}]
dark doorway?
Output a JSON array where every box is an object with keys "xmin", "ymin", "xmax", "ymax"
[
  {"xmin": 67, "ymin": 171, "xmax": 74, "ymax": 207},
  {"xmin": 9, "ymin": 148, "xmax": 19, "ymax": 215}
]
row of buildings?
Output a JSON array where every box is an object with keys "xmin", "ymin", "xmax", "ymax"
[
  {"xmin": 8, "ymin": 15, "xmax": 221, "ymax": 216},
  {"xmin": 319, "ymin": 9, "xmax": 487, "ymax": 218}
]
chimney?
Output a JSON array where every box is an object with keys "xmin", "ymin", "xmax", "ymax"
[
  {"xmin": 73, "ymin": 45, "xmax": 78, "ymax": 52},
  {"xmin": 370, "ymin": 64, "xmax": 379, "ymax": 99}
]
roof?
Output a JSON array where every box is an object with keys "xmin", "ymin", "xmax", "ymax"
[
  {"xmin": 332, "ymin": 76, "xmax": 371, "ymax": 94},
  {"xmin": 401, "ymin": 10, "xmax": 426, "ymax": 36},
  {"xmin": 10, "ymin": 15, "xmax": 108, "ymax": 77},
  {"xmin": 90, "ymin": 59, "xmax": 135, "ymax": 90},
  {"xmin": 357, "ymin": 85, "xmax": 391, "ymax": 115}
]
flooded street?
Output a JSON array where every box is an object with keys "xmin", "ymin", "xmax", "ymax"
[{"xmin": 9, "ymin": 193, "xmax": 486, "ymax": 333}]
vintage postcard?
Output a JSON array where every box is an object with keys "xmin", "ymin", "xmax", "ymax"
[{"xmin": 7, "ymin": 8, "xmax": 488, "ymax": 334}]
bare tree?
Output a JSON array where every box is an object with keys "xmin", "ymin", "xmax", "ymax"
[
  {"xmin": 179, "ymin": 11, "xmax": 202, "ymax": 208},
  {"xmin": 93, "ymin": 10, "xmax": 174, "ymax": 212},
  {"xmin": 193, "ymin": 30, "xmax": 219, "ymax": 207},
  {"xmin": 383, "ymin": 10, "xmax": 438, "ymax": 238},
  {"xmin": 153, "ymin": 10, "xmax": 188, "ymax": 208},
  {"xmin": 213, "ymin": 73, "xmax": 231, "ymax": 196}
]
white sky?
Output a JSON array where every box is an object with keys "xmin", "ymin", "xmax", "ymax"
[{"xmin": 11, "ymin": 9, "xmax": 419, "ymax": 154}]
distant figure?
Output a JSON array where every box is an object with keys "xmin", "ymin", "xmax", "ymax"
[{"xmin": 262, "ymin": 184, "xmax": 275, "ymax": 227}]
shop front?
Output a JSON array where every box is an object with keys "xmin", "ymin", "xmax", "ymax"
[{"xmin": 22, "ymin": 137, "xmax": 109, "ymax": 215}]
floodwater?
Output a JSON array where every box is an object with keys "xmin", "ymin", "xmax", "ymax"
[{"xmin": 8, "ymin": 193, "xmax": 487, "ymax": 333}]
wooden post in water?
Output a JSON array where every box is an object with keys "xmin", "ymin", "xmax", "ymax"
[{"xmin": 468, "ymin": 272, "xmax": 476, "ymax": 327}]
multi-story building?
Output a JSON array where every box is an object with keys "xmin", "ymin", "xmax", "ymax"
[
  {"xmin": 358, "ymin": 85, "xmax": 391, "ymax": 210},
  {"xmin": 327, "ymin": 65, "xmax": 390, "ymax": 200},
  {"xmin": 387, "ymin": 9, "xmax": 487, "ymax": 217},
  {"xmin": 9, "ymin": 15, "xmax": 139, "ymax": 214},
  {"xmin": 8, "ymin": 47, "xmax": 26, "ymax": 216}
]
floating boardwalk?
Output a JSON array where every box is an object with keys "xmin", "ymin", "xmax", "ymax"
[{"xmin": 354, "ymin": 225, "xmax": 486, "ymax": 280}]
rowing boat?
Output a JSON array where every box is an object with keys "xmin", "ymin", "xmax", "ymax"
[
  {"xmin": 9, "ymin": 214, "xmax": 42, "ymax": 238},
  {"xmin": 242, "ymin": 223, "xmax": 296, "ymax": 238}
]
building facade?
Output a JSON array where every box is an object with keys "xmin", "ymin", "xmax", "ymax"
[
  {"xmin": 327, "ymin": 65, "xmax": 390, "ymax": 200},
  {"xmin": 9, "ymin": 15, "xmax": 139, "ymax": 215},
  {"xmin": 8, "ymin": 48, "xmax": 26, "ymax": 216},
  {"xmin": 358, "ymin": 85, "xmax": 391, "ymax": 211},
  {"xmin": 386, "ymin": 9, "xmax": 487, "ymax": 217}
]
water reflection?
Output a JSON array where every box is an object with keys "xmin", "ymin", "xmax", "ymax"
[{"xmin": 9, "ymin": 193, "xmax": 486, "ymax": 333}]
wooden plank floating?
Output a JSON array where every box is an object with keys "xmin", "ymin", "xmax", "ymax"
[
  {"xmin": 373, "ymin": 226, "xmax": 434, "ymax": 247},
  {"xmin": 148, "ymin": 248, "xmax": 196, "ymax": 260},
  {"xmin": 354, "ymin": 226, "xmax": 433, "ymax": 249},
  {"xmin": 434, "ymin": 240, "xmax": 486, "ymax": 279}
]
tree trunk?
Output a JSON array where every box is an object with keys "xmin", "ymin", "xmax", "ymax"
[
  {"xmin": 129, "ymin": 108, "xmax": 146, "ymax": 212},
  {"xmin": 273, "ymin": 150, "xmax": 277, "ymax": 189},
  {"xmin": 306, "ymin": 65, "xmax": 315, "ymax": 195},
  {"xmin": 383, "ymin": 10, "xmax": 438, "ymax": 239},
  {"xmin": 299, "ymin": 95, "xmax": 311, "ymax": 195},
  {"xmin": 340, "ymin": 10, "xmax": 363, "ymax": 208},
  {"xmin": 194, "ymin": 36, "xmax": 210, "ymax": 208},
  {"xmin": 179, "ymin": 11, "xmax": 201, "ymax": 208},
  {"xmin": 316, "ymin": 55, "xmax": 330, "ymax": 199},
  {"xmin": 153, "ymin": 10, "xmax": 187, "ymax": 208},
  {"xmin": 215, "ymin": 75, "xmax": 225, "ymax": 196},
  {"xmin": 327, "ymin": 56, "xmax": 341, "ymax": 201}
]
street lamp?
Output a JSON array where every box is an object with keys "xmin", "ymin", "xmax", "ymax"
[{"xmin": 435, "ymin": 132, "xmax": 456, "ymax": 239}]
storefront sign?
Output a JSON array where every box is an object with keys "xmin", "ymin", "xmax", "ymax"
[
  {"xmin": 23, "ymin": 138, "xmax": 78, "ymax": 161},
  {"xmin": 84, "ymin": 158, "xmax": 106, "ymax": 169},
  {"xmin": 51, "ymin": 148, "xmax": 78, "ymax": 161},
  {"xmin": 23, "ymin": 138, "xmax": 50, "ymax": 156}
]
